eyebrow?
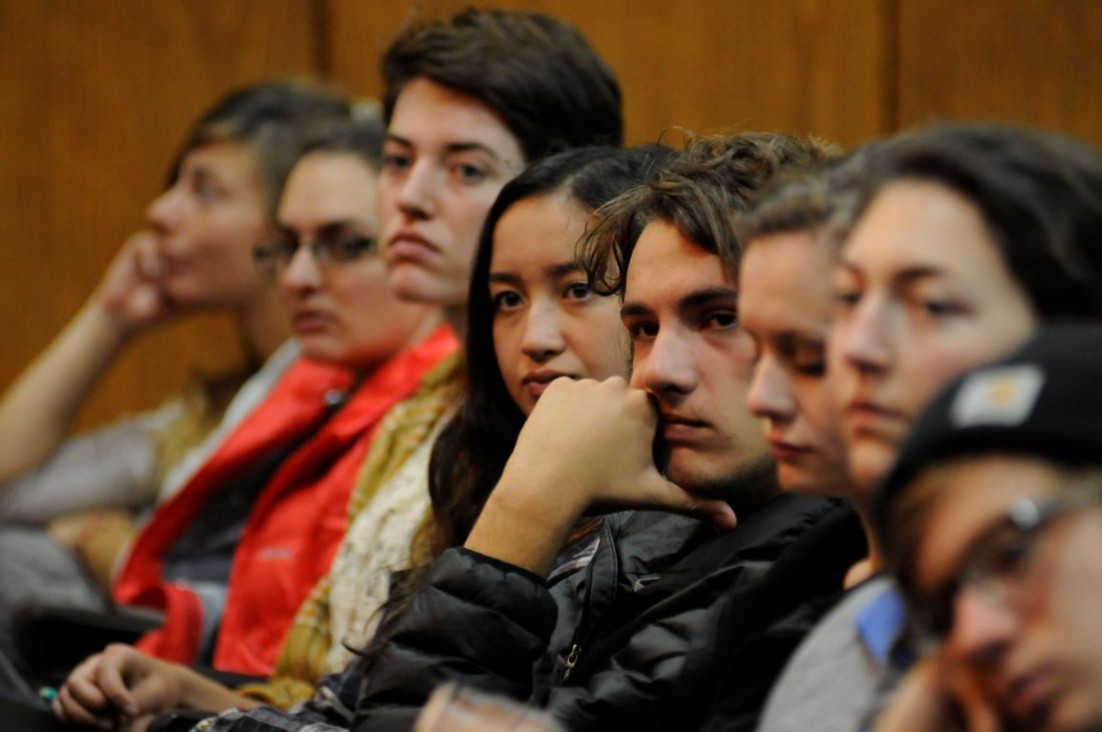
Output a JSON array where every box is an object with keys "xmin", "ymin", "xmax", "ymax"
[
  {"xmin": 680, "ymin": 286, "xmax": 739, "ymax": 310},
  {"xmin": 621, "ymin": 286, "xmax": 738, "ymax": 322},
  {"xmin": 274, "ymin": 219, "xmax": 372, "ymax": 238},
  {"xmin": 488, "ymin": 262, "xmax": 584, "ymax": 287},
  {"xmin": 839, "ymin": 259, "xmax": 947, "ymax": 287},
  {"xmin": 385, "ymin": 133, "xmax": 506, "ymax": 163}
]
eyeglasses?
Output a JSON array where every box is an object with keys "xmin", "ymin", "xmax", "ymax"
[
  {"xmin": 915, "ymin": 484, "xmax": 1102, "ymax": 641},
  {"xmin": 252, "ymin": 231, "xmax": 377, "ymax": 278}
]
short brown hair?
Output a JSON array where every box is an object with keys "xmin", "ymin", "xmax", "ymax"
[
  {"xmin": 382, "ymin": 8, "xmax": 623, "ymax": 162},
  {"xmin": 584, "ymin": 131, "xmax": 837, "ymax": 295},
  {"xmin": 173, "ymin": 79, "xmax": 352, "ymax": 215}
]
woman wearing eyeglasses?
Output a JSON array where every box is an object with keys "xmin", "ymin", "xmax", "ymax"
[{"xmin": 874, "ymin": 322, "xmax": 1102, "ymax": 732}]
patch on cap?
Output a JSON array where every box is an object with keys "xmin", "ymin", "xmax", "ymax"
[{"xmin": 950, "ymin": 364, "xmax": 1045, "ymax": 427}]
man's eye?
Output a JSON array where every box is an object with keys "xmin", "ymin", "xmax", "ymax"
[
  {"xmin": 705, "ymin": 311, "xmax": 738, "ymax": 329},
  {"xmin": 794, "ymin": 360, "xmax": 827, "ymax": 377},
  {"xmin": 626, "ymin": 322, "xmax": 658, "ymax": 340}
]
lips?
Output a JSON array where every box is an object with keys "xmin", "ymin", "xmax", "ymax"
[
  {"xmin": 660, "ymin": 413, "xmax": 711, "ymax": 443},
  {"xmin": 843, "ymin": 398, "xmax": 908, "ymax": 437},
  {"xmin": 1005, "ymin": 664, "xmax": 1059, "ymax": 726},
  {"xmin": 767, "ymin": 437, "xmax": 813, "ymax": 462},
  {"xmin": 386, "ymin": 231, "xmax": 438, "ymax": 263},
  {"xmin": 291, "ymin": 308, "xmax": 332, "ymax": 334}
]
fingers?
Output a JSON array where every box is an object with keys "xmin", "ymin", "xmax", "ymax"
[
  {"xmin": 415, "ymin": 683, "xmax": 563, "ymax": 732},
  {"xmin": 96, "ymin": 646, "xmax": 141, "ymax": 718},
  {"xmin": 53, "ymin": 655, "xmax": 113, "ymax": 728},
  {"xmin": 127, "ymin": 231, "xmax": 163, "ymax": 280},
  {"xmin": 632, "ymin": 470, "xmax": 738, "ymax": 530}
]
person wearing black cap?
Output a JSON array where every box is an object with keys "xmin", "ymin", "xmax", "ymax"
[{"xmin": 875, "ymin": 320, "xmax": 1102, "ymax": 732}]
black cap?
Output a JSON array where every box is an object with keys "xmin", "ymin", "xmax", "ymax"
[{"xmin": 875, "ymin": 319, "xmax": 1102, "ymax": 537}]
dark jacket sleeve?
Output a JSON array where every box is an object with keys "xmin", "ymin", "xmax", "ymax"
[{"xmin": 354, "ymin": 548, "xmax": 558, "ymax": 732}]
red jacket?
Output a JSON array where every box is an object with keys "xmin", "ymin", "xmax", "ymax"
[{"xmin": 112, "ymin": 324, "xmax": 457, "ymax": 675}]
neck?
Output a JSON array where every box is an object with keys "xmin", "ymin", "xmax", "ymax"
[
  {"xmin": 233, "ymin": 287, "xmax": 290, "ymax": 364},
  {"xmin": 404, "ymin": 309, "xmax": 447, "ymax": 351},
  {"xmin": 843, "ymin": 491, "xmax": 883, "ymax": 589}
]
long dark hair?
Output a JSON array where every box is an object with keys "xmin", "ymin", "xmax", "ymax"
[{"xmin": 425, "ymin": 144, "xmax": 675, "ymax": 557}]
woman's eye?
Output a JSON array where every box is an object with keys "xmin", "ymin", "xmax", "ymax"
[
  {"xmin": 383, "ymin": 153, "xmax": 412, "ymax": 172},
  {"xmin": 454, "ymin": 163, "xmax": 488, "ymax": 183},
  {"xmin": 193, "ymin": 180, "xmax": 223, "ymax": 202},
  {"xmin": 919, "ymin": 299, "xmax": 959, "ymax": 318},
  {"xmin": 330, "ymin": 235, "xmax": 376, "ymax": 260},
  {"xmin": 491, "ymin": 291, "xmax": 523, "ymax": 312}
]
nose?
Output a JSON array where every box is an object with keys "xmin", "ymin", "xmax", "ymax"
[
  {"xmin": 947, "ymin": 586, "xmax": 1018, "ymax": 669},
  {"xmin": 392, "ymin": 160, "xmax": 439, "ymax": 221},
  {"xmin": 838, "ymin": 297, "xmax": 892, "ymax": 375},
  {"xmin": 748, "ymin": 355, "xmax": 796, "ymax": 424},
  {"xmin": 146, "ymin": 183, "xmax": 184, "ymax": 234},
  {"xmin": 280, "ymin": 245, "xmax": 323, "ymax": 295},
  {"xmin": 631, "ymin": 327, "xmax": 697, "ymax": 400},
  {"xmin": 521, "ymin": 298, "xmax": 566, "ymax": 363}
]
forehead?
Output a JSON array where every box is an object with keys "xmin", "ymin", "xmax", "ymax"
[
  {"xmin": 740, "ymin": 231, "xmax": 834, "ymax": 336},
  {"xmin": 911, "ymin": 454, "xmax": 1067, "ymax": 589},
  {"xmin": 624, "ymin": 219, "xmax": 733, "ymax": 309},
  {"xmin": 387, "ymin": 77, "xmax": 523, "ymax": 159},
  {"xmin": 842, "ymin": 180, "xmax": 999, "ymax": 279},
  {"xmin": 279, "ymin": 153, "xmax": 377, "ymax": 225},
  {"xmin": 490, "ymin": 194, "xmax": 588, "ymax": 270},
  {"xmin": 181, "ymin": 140, "xmax": 260, "ymax": 181}
]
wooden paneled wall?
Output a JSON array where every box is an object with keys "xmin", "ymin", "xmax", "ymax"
[
  {"xmin": 3, "ymin": 0, "xmax": 1100, "ymax": 428},
  {"xmin": 0, "ymin": 1, "xmax": 320, "ymax": 428}
]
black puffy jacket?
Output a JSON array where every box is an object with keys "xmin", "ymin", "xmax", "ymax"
[{"xmin": 354, "ymin": 493, "xmax": 864, "ymax": 732}]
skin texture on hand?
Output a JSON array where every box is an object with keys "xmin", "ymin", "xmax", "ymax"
[
  {"xmin": 874, "ymin": 654, "xmax": 1002, "ymax": 732},
  {"xmin": 0, "ymin": 231, "xmax": 170, "ymax": 486},
  {"xmin": 94, "ymin": 230, "xmax": 173, "ymax": 337},
  {"xmin": 465, "ymin": 377, "xmax": 736, "ymax": 576},
  {"xmin": 52, "ymin": 644, "xmax": 258, "ymax": 731},
  {"xmin": 415, "ymin": 683, "xmax": 564, "ymax": 732}
]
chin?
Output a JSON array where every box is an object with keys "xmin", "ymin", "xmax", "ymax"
[
  {"xmin": 846, "ymin": 444, "xmax": 895, "ymax": 492},
  {"xmin": 386, "ymin": 265, "xmax": 448, "ymax": 305},
  {"xmin": 777, "ymin": 466, "xmax": 835, "ymax": 497}
]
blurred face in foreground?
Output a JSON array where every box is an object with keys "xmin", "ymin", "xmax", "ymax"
[
  {"xmin": 905, "ymin": 455, "xmax": 1102, "ymax": 732},
  {"xmin": 829, "ymin": 180, "xmax": 1037, "ymax": 489}
]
